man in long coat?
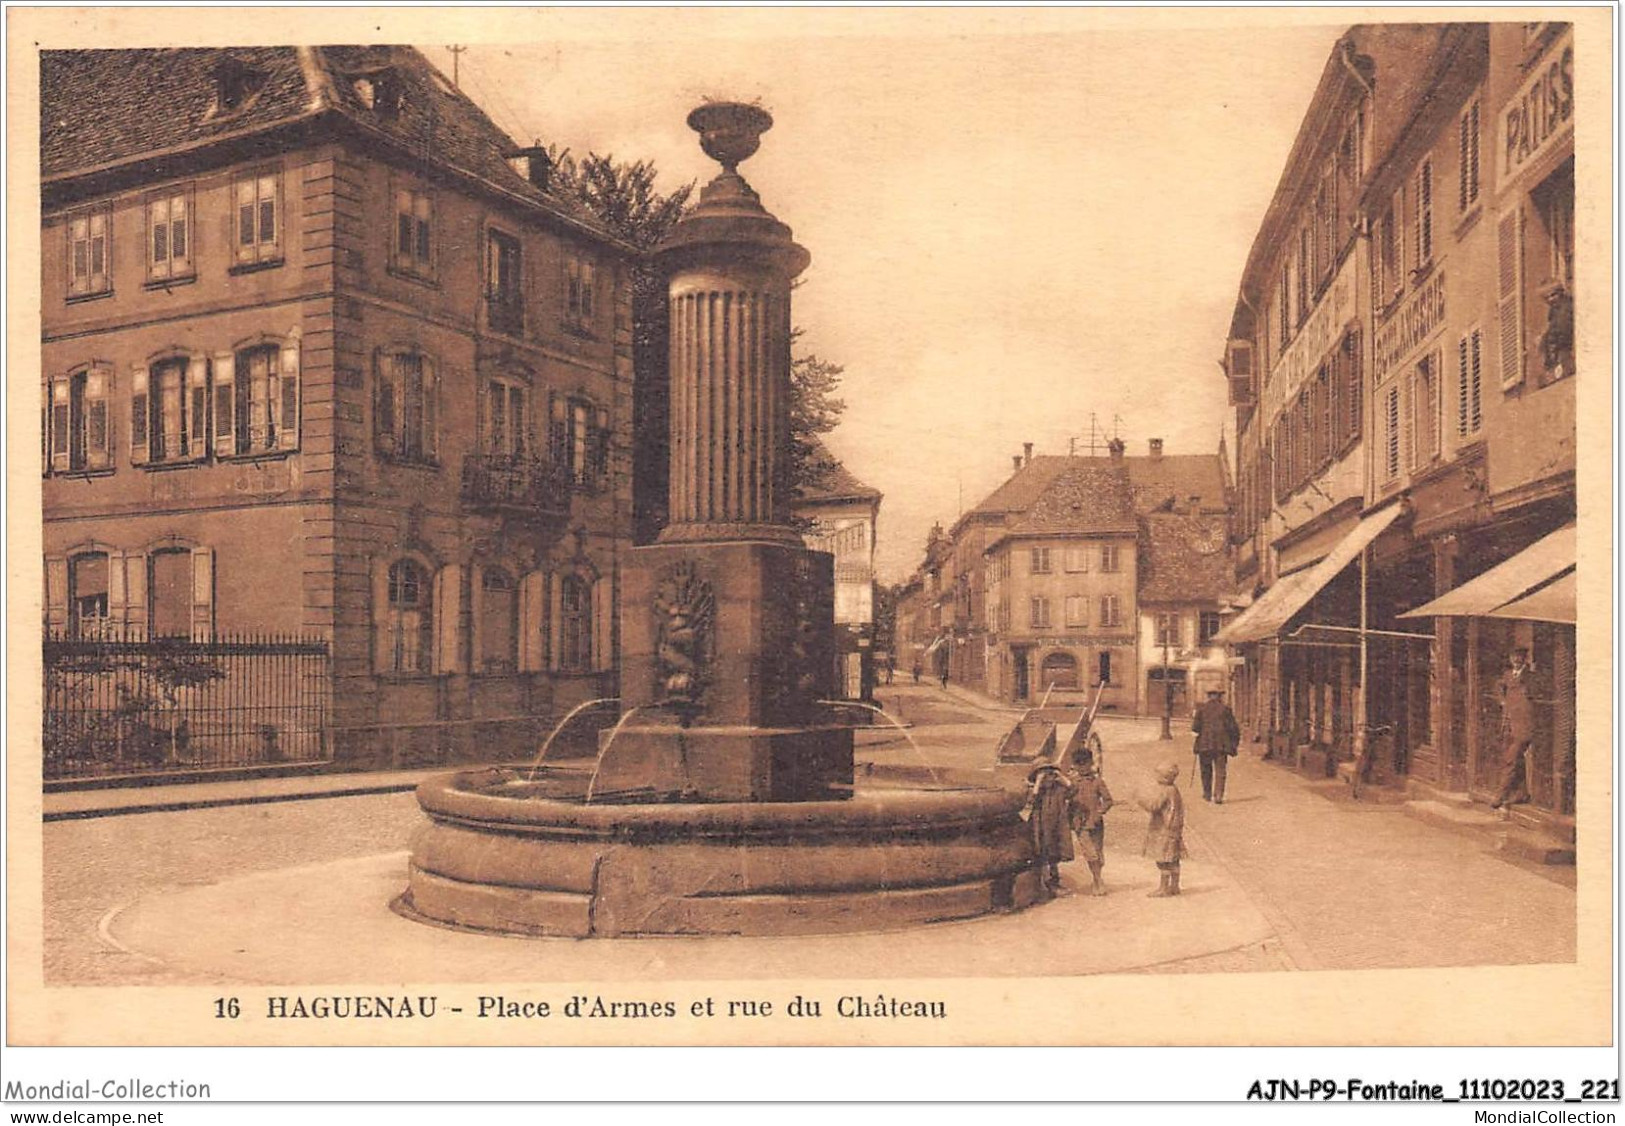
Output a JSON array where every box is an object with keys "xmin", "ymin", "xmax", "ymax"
[
  {"xmin": 1491, "ymin": 648, "xmax": 1538, "ymax": 810},
  {"xmin": 1191, "ymin": 688, "xmax": 1241, "ymax": 803}
]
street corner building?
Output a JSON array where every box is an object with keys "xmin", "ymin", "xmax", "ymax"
[
  {"xmin": 897, "ymin": 438, "xmax": 1230, "ymax": 714},
  {"xmin": 1215, "ymin": 24, "xmax": 1576, "ymax": 837},
  {"xmin": 40, "ymin": 46, "xmax": 638, "ymax": 782},
  {"xmin": 791, "ymin": 441, "xmax": 883, "ymax": 700}
]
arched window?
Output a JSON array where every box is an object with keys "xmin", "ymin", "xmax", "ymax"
[
  {"xmin": 479, "ymin": 566, "xmax": 518, "ymax": 674},
  {"xmin": 560, "ymin": 574, "xmax": 592, "ymax": 672},
  {"xmin": 386, "ymin": 559, "xmax": 432, "ymax": 673},
  {"xmin": 149, "ymin": 548, "xmax": 193, "ymax": 638},
  {"xmin": 1040, "ymin": 651, "xmax": 1079, "ymax": 690},
  {"xmin": 69, "ymin": 552, "xmax": 109, "ymax": 638}
]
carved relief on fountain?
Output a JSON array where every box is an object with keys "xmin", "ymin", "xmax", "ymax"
[{"xmin": 651, "ymin": 560, "xmax": 714, "ymax": 722}]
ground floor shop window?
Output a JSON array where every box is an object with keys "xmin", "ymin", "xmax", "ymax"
[{"xmin": 1040, "ymin": 651, "xmax": 1078, "ymax": 690}]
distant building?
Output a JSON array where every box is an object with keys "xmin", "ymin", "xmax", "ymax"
[
  {"xmin": 794, "ymin": 444, "xmax": 882, "ymax": 698},
  {"xmin": 903, "ymin": 438, "xmax": 1229, "ymax": 709},
  {"xmin": 41, "ymin": 47, "xmax": 636, "ymax": 771}
]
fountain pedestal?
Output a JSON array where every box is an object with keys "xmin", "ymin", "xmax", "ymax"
[
  {"xmin": 594, "ymin": 540, "xmax": 853, "ymax": 802},
  {"xmin": 397, "ymin": 102, "xmax": 1040, "ymax": 939}
]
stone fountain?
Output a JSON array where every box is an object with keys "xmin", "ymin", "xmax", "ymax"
[{"xmin": 397, "ymin": 103, "xmax": 1041, "ymax": 937}]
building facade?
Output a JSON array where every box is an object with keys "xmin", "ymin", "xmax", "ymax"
[
  {"xmin": 41, "ymin": 47, "xmax": 636, "ymax": 770},
  {"xmin": 897, "ymin": 439, "xmax": 1229, "ymax": 710},
  {"xmin": 794, "ymin": 452, "xmax": 883, "ymax": 699},
  {"xmin": 1217, "ymin": 24, "xmax": 1576, "ymax": 822}
]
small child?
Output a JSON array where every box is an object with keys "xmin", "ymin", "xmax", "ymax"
[
  {"xmin": 1024, "ymin": 761, "xmax": 1075, "ymax": 895},
  {"xmin": 1138, "ymin": 760, "xmax": 1186, "ymax": 898},
  {"xmin": 1067, "ymin": 748, "xmax": 1114, "ymax": 896}
]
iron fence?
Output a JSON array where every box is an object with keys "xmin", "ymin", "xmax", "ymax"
[{"xmin": 43, "ymin": 630, "xmax": 330, "ymax": 781}]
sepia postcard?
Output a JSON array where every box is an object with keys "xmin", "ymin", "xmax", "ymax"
[{"xmin": 4, "ymin": 5, "xmax": 1615, "ymax": 1080}]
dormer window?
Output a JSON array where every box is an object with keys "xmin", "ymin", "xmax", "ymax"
[
  {"xmin": 352, "ymin": 68, "xmax": 403, "ymax": 117},
  {"xmin": 214, "ymin": 57, "xmax": 265, "ymax": 116}
]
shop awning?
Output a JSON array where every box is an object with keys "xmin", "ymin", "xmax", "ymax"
[
  {"xmin": 1212, "ymin": 502, "xmax": 1404, "ymax": 645},
  {"xmin": 1399, "ymin": 524, "xmax": 1575, "ymax": 619},
  {"xmin": 1485, "ymin": 568, "xmax": 1576, "ymax": 624}
]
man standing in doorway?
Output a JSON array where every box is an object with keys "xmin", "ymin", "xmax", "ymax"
[
  {"xmin": 1491, "ymin": 648, "xmax": 1537, "ymax": 811},
  {"xmin": 1191, "ymin": 688, "xmax": 1241, "ymax": 803}
]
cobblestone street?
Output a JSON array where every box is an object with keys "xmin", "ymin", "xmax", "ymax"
[{"xmin": 40, "ymin": 685, "xmax": 1574, "ymax": 986}]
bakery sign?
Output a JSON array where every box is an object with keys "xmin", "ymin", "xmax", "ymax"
[
  {"xmin": 1501, "ymin": 29, "xmax": 1573, "ymax": 181},
  {"xmin": 1374, "ymin": 270, "xmax": 1446, "ymax": 380}
]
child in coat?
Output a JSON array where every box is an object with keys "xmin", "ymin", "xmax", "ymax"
[
  {"xmin": 1024, "ymin": 761, "xmax": 1075, "ymax": 895},
  {"xmin": 1138, "ymin": 760, "xmax": 1186, "ymax": 898},
  {"xmin": 1067, "ymin": 748, "xmax": 1114, "ymax": 896}
]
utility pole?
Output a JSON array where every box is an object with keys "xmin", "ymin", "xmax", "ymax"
[
  {"xmin": 447, "ymin": 45, "xmax": 466, "ymax": 88},
  {"xmin": 1160, "ymin": 636, "xmax": 1174, "ymax": 740}
]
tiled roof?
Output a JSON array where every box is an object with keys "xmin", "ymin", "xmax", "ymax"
[
  {"xmin": 1126, "ymin": 454, "xmax": 1228, "ymax": 513},
  {"xmin": 41, "ymin": 46, "xmax": 621, "ymax": 247},
  {"xmin": 1139, "ymin": 513, "xmax": 1234, "ymax": 603},
  {"xmin": 966, "ymin": 455, "xmax": 1074, "ymax": 518},
  {"xmin": 41, "ymin": 48, "xmax": 313, "ymax": 177},
  {"xmin": 794, "ymin": 437, "xmax": 882, "ymax": 504},
  {"xmin": 1005, "ymin": 462, "xmax": 1137, "ymax": 537}
]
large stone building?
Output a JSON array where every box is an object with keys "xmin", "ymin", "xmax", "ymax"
[
  {"xmin": 1216, "ymin": 24, "xmax": 1575, "ymax": 824},
  {"xmin": 41, "ymin": 47, "xmax": 636, "ymax": 768},
  {"xmin": 899, "ymin": 440, "xmax": 1229, "ymax": 710}
]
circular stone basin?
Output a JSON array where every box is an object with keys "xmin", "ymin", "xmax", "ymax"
[{"xmin": 398, "ymin": 767, "xmax": 1042, "ymax": 938}]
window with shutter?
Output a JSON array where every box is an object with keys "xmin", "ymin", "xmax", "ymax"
[
  {"xmin": 129, "ymin": 366, "xmax": 150, "ymax": 465},
  {"xmin": 278, "ymin": 339, "xmax": 300, "ymax": 450},
  {"xmin": 1459, "ymin": 100, "xmax": 1481, "ymax": 212},
  {"xmin": 1414, "ymin": 159, "xmax": 1434, "ymax": 268},
  {"xmin": 1495, "ymin": 204, "xmax": 1526, "ymax": 390},
  {"xmin": 392, "ymin": 186, "xmax": 434, "ymax": 277},
  {"xmin": 233, "ymin": 170, "xmax": 282, "ymax": 266},
  {"xmin": 66, "ymin": 207, "xmax": 112, "ymax": 298},
  {"xmin": 147, "ymin": 188, "xmax": 194, "ymax": 281},
  {"xmin": 376, "ymin": 351, "xmax": 436, "ymax": 463},
  {"xmin": 1384, "ymin": 384, "xmax": 1402, "ymax": 480}
]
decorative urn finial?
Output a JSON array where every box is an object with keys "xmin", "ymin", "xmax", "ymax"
[{"xmin": 687, "ymin": 101, "xmax": 773, "ymax": 175}]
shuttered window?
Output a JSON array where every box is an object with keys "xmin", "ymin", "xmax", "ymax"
[
  {"xmin": 376, "ymin": 351, "xmax": 438, "ymax": 463},
  {"xmin": 1383, "ymin": 384, "xmax": 1402, "ymax": 481},
  {"xmin": 394, "ymin": 187, "xmax": 434, "ymax": 276},
  {"xmin": 1414, "ymin": 159, "xmax": 1434, "ymax": 268},
  {"xmin": 147, "ymin": 188, "xmax": 193, "ymax": 281},
  {"xmin": 67, "ymin": 207, "xmax": 111, "ymax": 298},
  {"xmin": 1410, "ymin": 351, "xmax": 1440, "ymax": 470},
  {"xmin": 1459, "ymin": 100, "xmax": 1481, "ymax": 212},
  {"xmin": 234, "ymin": 171, "xmax": 281, "ymax": 266},
  {"xmin": 44, "ymin": 367, "xmax": 112, "ymax": 474},
  {"xmin": 1458, "ymin": 329, "xmax": 1484, "ymax": 438}
]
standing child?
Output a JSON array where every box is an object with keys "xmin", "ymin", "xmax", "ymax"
[
  {"xmin": 1067, "ymin": 748, "xmax": 1114, "ymax": 896},
  {"xmin": 1139, "ymin": 761, "xmax": 1186, "ymax": 898},
  {"xmin": 1024, "ymin": 761, "xmax": 1075, "ymax": 895}
]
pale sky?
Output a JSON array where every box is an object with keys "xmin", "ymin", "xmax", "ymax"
[{"xmin": 439, "ymin": 13, "xmax": 1346, "ymax": 582}]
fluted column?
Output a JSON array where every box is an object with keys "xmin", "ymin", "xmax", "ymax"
[{"xmin": 655, "ymin": 104, "xmax": 808, "ymax": 547}]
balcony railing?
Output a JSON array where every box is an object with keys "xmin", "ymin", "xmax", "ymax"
[{"xmin": 461, "ymin": 452, "xmax": 573, "ymax": 518}]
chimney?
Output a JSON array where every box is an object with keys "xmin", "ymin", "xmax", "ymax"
[
  {"xmin": 1107, "ymin": 437, "xmax": 1125, "ymax": 460},
  {"xmin": 1023, "ymin": 442, "xmax": 1034, "ymax": 465},
  {"xmin": 1012, "ymin": 455, "xmax": 1023, "ymax": 472},
  {"xmin": 1149, "ymin": 438, "xmax": 1164, "ymax": 458},
  {"xmin": 509, "ymin": 144, "xmax": 553, "ymax": 190}
]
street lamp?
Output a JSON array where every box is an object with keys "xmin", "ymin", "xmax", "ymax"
[{"xmin": 1160, "ymin": 638, "xmax": 1174, "ymax": 740}]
